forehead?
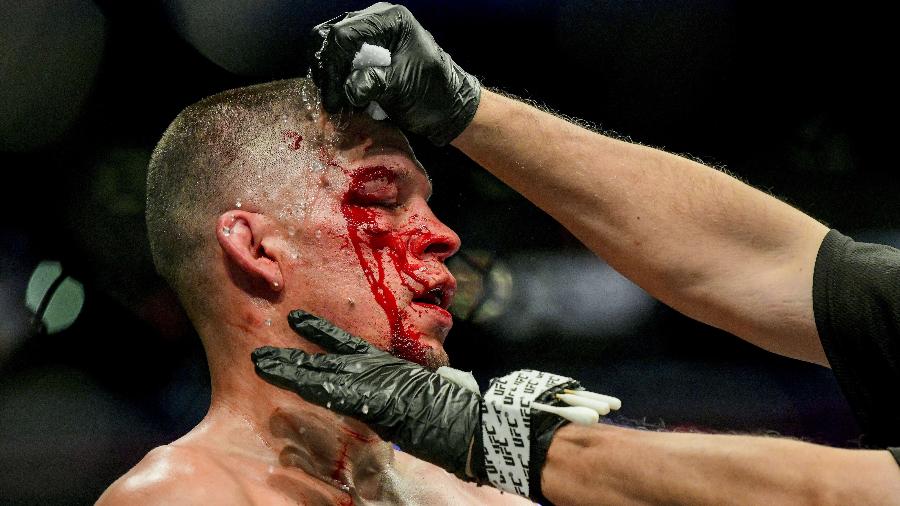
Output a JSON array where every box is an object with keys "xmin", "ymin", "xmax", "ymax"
[{"xmin": 335, "ymin": 116, "xmax": 432, "ymax": 196}]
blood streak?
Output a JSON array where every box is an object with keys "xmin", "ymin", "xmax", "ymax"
[
  {"xmin": 341, "ymin": 426, "xmax": 376, "ymax": 443},
  {"xmin": 332, "ymin": 441, "xmax": 354, "ymax": 505},
  {"xmin": 339, "ymin": 165, "xmax": 432, "ymax": 365},
  {"xmin": 331, "ymin": 442, "xmax": 350, "ymax": 482},
  {"xmin": 283, "ymin": 130, "xmax": 303, "ymax": 150}
]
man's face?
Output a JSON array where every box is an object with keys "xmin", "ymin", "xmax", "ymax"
[{"xmin": 278, "ymin": 116, "xmax": 460, "ymax": 369}]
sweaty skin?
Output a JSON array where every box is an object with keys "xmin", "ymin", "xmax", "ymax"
[{"xmin": 97, "ymin": 115, "xmax": 529, "ymax": 505}]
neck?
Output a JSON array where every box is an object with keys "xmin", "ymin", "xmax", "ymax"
[{"xmin": 194, "ymin": 309, "xmax": 396, "ymax": 499}]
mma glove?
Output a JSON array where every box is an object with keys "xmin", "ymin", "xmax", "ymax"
[
  {"xmin": 311, "ymin": 2, "xmax": 481, "ymax": 146},
  {"xmin": 253, "ymin": 310, "xmax": 620, "ymax": 503}
]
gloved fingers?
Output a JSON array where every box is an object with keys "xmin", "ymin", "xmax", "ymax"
[
  {"xmin": 253, "ymin": 348, "xmax": 354, "ymax": 392},
  {"xmin": 311, "ymin": 12, "xmax": 358, "ymax": 112},
  {"xmin": 254, "ymin": 353, "xmax": 384, "ymax": 418},
  {"xmin": 313, "ymin": 3, "xmax": 409, "ymax": 112},
  {"xmin": 251, "ymin": 345, "xmax": 307, "ymax": 366},
  {"xmin": 329, "ymin": 3, "xmax": 405, "ymax": 49},
  {"xmin": 313, "ymin": 38, "xmax": 353, "ymax": 112},
  {"xmin": 288, "ymin": 310, "xmax": 375, "ymax": 355},
  {"xmin": 345, "ymin": 67, "xmax": 388, "ymax": 107},
  {"xmin": 252, "ymin": 347, "xmax": 314, "ymax": 391},
  {"xmin": 299, "ymin": 383, "xmax": 389, "ymax": 428},
  {"xmin": 344, "ymin": 2, "xmax": 397, "ymax": 18},
  {"xmin": 311, "ymin": 12, "xmax": 346, "ymax": 42},
  {"xmin": 254, "ymin": 344, "xmax": 366, "ymax": 374}
]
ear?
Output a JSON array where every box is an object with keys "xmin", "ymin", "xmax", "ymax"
[{"xmin": 216, "ymin": 211, "xmax": 284, "ymax": 292}]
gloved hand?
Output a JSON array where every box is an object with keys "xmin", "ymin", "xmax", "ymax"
[
  {"xmin": 311, "ymin": 2, "xmax": 481, "ymax": 146},
  {"xmin": 252, "ymin": 310, "xmax": 621, "ymax": 503}
]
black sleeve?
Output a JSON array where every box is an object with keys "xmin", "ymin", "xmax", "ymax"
[{"xmin": 813, "ymin": 229, "xmax": 900, "ymax": 447}]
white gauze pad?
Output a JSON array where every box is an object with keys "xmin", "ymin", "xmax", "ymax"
[
  {"xmin": 351, "ymin": 43, "xmax": 391, "ymax": 120},
  {"xmin": 436, "ymin": 366, "xmax": 480, "ymax": 393}
]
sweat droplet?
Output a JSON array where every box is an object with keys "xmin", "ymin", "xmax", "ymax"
[
  {"xmin": 326, "ymin": 401, "xmax": 332, "ymax": 409},
  {"xmin": 361, "ymin": 404, "xmax": 369, "ymax": 414},
  {"xmin": 264, "ymin": 319, "xmax": 272, "ymax": 326},
  {"xmin": 235, "ymin": 200, "xmax": 242, "ymax": 208},
  {"xmin": 222, "ymin": 227, "xmax": 231, "ymax": 236}
]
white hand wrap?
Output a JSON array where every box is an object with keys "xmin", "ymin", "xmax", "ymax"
[{"xmin": 480, "ymin": 369, "xmax": 574, "ymax": 497}]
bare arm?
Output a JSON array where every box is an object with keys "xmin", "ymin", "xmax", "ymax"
[
  {"xmin": 452, "ymin": 90, "xmax": 830, "ymax": 365},
  {"xmin": 541, "ymin": 423, "xmax": 900, "ymax": 506}
]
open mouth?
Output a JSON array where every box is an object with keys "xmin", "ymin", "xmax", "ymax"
[{"xmin": 412, "ymin": 286, "xmax": 452, "ymax": 309}]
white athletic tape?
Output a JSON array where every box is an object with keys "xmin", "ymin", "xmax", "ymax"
[{"xmin": 481, "ymin": 369, "xmax": 573, "ymax": 497}]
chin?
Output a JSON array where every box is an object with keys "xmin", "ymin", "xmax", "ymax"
[
  {"xmin": 387, "ymin": 329, "xmax": 451, "ymax": 370},
  {"xmin": 422, "ymin": 344, "xmax": 450, "ymax": 371}
]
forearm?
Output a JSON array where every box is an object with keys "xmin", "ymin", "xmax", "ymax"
[
  {"xmin": 452, "ymin": 90, "xmax": 829, "ymax": 362},
  {"xmin": 542, "ymin": 423, "xmax": 900, "ymax": 506}
]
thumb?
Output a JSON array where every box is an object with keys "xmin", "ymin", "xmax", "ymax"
[{"xmin": 345, "ymin": 67, "xmax": 388, "ymax": 107}]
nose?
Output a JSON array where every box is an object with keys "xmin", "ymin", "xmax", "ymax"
[{"xmin": 409, "ymin": 212, "xmax": 461, "ymax": 262}]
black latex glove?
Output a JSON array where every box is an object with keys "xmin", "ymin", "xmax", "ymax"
[
  {"xmin": 252, "ymin": 309, "xmax": 480, "ymax": 479},
  {"xmin": 311, "ymin": 2, "xmax": 481, "ymax": 146}
]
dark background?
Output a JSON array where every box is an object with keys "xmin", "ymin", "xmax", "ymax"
[{"xmin": 1, "ymin": 1, "xmax": 897, "ymax": 504}]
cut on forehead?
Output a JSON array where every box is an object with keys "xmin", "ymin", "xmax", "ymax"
[{"xmin": 334, "ymin": 113, "xmax": 432, "ymax": 196}]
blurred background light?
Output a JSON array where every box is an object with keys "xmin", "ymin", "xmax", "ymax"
[
  {"xmin": 451, "ymin": 251, "xmax": 655, "ymax": 340},
  {"xmin": 161, "ymin": 0, "xmax": 361, "ymax": 76},
  {"xmin": 0, "ymin": 0, "xmax": 106, "ymax": 151},
  {"xmin": 25, "ymin": 261, "xmax": 85, "ymax": 335}
]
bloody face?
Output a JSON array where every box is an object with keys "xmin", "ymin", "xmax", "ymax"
[{"xmin": 280, "ymin": 116, "xmax": 460, "ymax": 369}]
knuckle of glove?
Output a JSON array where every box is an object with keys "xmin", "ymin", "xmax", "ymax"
[
  {"xmin": 329, "ymin": 25, "xmax": 361, "ymax": 55},
  {"xmin": 384, "ymin": 4, "xmax": 412, "ymax": 21}
]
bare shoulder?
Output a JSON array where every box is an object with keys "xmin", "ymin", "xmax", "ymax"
[
  {"xmin": 96, "ymin": 444, "xmax": 251, "ymax": 506},
  {"xmin": 394, "ymin": 451, "xmax": 534, "ymax": 505}
]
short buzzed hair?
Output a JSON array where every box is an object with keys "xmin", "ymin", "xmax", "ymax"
[{"xmin": 145, "ymin": 77, "xmax": 330, "ymax": 313}]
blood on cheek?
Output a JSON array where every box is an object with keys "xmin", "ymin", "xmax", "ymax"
[{"xmin": 337, "ymin": 165, "xmax": 434, "ymax": 366}]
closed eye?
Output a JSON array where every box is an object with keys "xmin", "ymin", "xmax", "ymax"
[{"xmin": 348, "ymin": 192, "xmax": 401, "ymax": 209}]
